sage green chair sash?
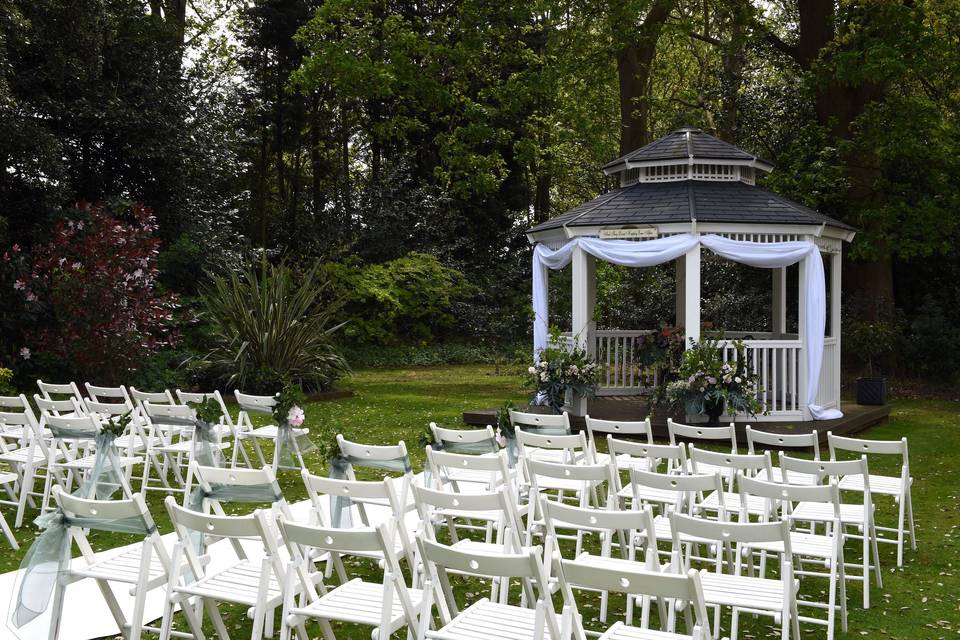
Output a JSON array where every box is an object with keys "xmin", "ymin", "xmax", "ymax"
[{"xmin": 327, "ymin": 453, "xmax": 412, "ymax": 528}]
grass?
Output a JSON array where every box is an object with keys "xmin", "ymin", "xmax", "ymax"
[{"xmin": 2, "ymin": 365, "xmax": 957, "ymax": 639}]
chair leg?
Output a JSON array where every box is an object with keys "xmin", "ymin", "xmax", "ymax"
[
  {"xmin": 896, "ymin": 492, "xmax": 906, "ymax": 567},
  {"xmin": 861, "ymin": 528, "xmax": 870, "ymax": 609},
  {"xmin": 0, "ymin": 509, "xmax": 18, "ymax": 549},
  {"xmin": 205, "ymin": 598, "xmax": 232, "ymax": 640},
  {"xmin": 906, "ymin": 489, "xmax": 917, "ymax": 550},
  {"xmin": 870, "ymin": 521, "xmax": 883, "ymax": 588},
  {"xmin": 129, "ymin": 541, "xmax": 154, "ymax": 640}
]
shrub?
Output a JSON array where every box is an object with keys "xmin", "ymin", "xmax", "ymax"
[
  {"xmin": 198, "ymin": 256, "xmax": 348, "ymax": 393},
  {"xmin": 0, "ymin": 366, "xmax": 15, "ymax": 395},
  {"xmin": 320, "ymin": 252, "xmax": 473, "ymax": 345},
  {"xmin": 1, "ymin": 202, "xmax": 179, "ymax": 384}
]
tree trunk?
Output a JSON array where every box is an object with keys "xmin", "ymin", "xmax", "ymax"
[{"xmin": 610, "ymin": 0, "xmax": 677, "ymax": 155}]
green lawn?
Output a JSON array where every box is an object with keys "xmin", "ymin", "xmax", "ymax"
[{"xmin": 3, "ymin": 365, "xmax": 958, "ymax": 639}]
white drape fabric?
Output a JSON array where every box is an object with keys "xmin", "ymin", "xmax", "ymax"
[
  {"xmin": 532, "ymin": 233, "xmax": 842, "ymax": 420},
  {"xmin": 532, "ymin": 234, "xmax": 699, "ymax": 361}
]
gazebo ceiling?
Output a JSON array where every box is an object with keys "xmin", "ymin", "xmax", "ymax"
[{"xmin": 529, "ymin": 126, "xmax": 854, "ymax": 237}]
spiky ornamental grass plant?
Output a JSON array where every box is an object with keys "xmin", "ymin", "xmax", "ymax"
[{"xmin": 198, "ymin": 256, "xmax": 349, "ymax": 393}]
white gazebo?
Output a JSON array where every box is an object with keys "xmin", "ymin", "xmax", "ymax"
[{"xmin": 526, "ymin": 126, "xmax": 855, "ymax": 422}]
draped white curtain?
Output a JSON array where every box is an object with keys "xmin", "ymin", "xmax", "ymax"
[{"xmin": 532, "ymin": 233, "xmax": 842, "ymax": 420}]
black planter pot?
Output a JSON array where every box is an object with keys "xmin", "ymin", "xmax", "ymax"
[
  {"xmin": 704, "ymin": 397, "xmax": 726, "ymax": 427},
  {"xmin": 856, "ymin": 377, "xmax": 887, "ymax": 406}
]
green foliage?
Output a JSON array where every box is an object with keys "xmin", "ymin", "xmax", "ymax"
[
  {"xmin": 272, "ymin": 383, "xmax": 306, "ymax": 426},
  {"xmin": 102, "ymin": 410, "xmax": 133, "ymax": 438},
  {"xmin": 198, "ymin": 257, "xmax": 348, "ymax": 393},
  {"xmin": 342, "ymin": 341, "xmax": 526, "ymax": 369},
  {"xmin": 845, "ymin": 316, "xmax": 898, "ymax": 378},
  {"xmin": 0, "ymin": 366, "xmax": 15, "ymax": 396},
  {"xmin": 321, "ymin": 252, "xmax": 473, "ymax": 345},
  {"xmin": 188, "ymin": 398, "xmax": 222, "ymax": 425}
]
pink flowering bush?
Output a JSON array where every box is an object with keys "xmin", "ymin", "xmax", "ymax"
[{"xmin": 2, "ymin": 202, "xmax": 179, "ymax": 383}]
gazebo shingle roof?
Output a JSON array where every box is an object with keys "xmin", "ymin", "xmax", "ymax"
[
  {"xmin": 601, "ymin": 126, "xmax": 771, "ymax": 172},
  {"xmin": 527, "ymin": 180, "xmax": 855, "ymax": 233}
]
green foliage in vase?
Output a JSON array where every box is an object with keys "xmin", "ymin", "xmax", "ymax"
[
  {"xmin": 527, "ymin": 328, "xmax": 601, "ymax": 414},
  {"xmin": 198, "ymin": 257, "xmax": 348, "ymax": 393}
]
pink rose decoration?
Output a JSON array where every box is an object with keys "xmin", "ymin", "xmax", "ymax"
[{"xmin": 286, "ymin": 405, "xmax": 305, "ymax": 427}]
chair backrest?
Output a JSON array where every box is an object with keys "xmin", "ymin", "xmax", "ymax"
[
  {"xmin": 336, "ymin": 435, "xmax": 411, "ymax": 474},
  {"xmin": 736, "ymin": 472, "xmax": 841, "ymax": 522},
  {"xmin": 188, "ymin": 463, "xmax": 288, "ymax": 518},
  {"xmin": 541, "ymin": 500, "xmax": 657, "ymax": 560},
  {"xmin": 526, "ymin": 458, "xmax": 616, "ymax": 515},
  {"xmin": 688, "ymin": 445, "xmax": 771, "ymax": 487},
  {"xmin": 55, "ymin": 485, "xmax": 156, "ymax": 528},
  {"xmin": 628, "ymin": 468, "xmax": 725, "ymax": 515},
  {"xmin": 83, "ymin": 398, "xmax": 133, "ymax": 419},
  {"xmin": 43, "ymin": 412, "xmax": 100, "ymax": 438},
  {"xmin": 515, "ymin": 429, "xmax": 591, "ymax": 463},
  {"xmin": 780, "ymin": 453, "xmax": 871, "ymax": 489},
  {"xmin": 555, "ymin": 560, "xmax": 711, "ymax": 640},
  {"xmin": 670, "ymin": 512, "xmax": 792, "ymax": 577},
  {"xmin": 585, "ymin": 415, "xmax": 652, "ymax": 442},
  {"xmin": 607, "ymin": 437, "xmax": 687, "ymax": 474},
  {"xmin": 129, "ymin": 387, "xmax": 175, "ymax": 411},
  {"xmin": 426, "ymin": 447, "xmax": 511, "ymax": 490},
  {"xmin": 164, "ymin": 496, "xmax": 284, "ymax": 583},
  {"xmin": 143, "ymin": 401, "xmax": 196, "ymax": 424},
  {"xmin": 828, "ymin": 432, "xmax": 908, "ymax": 475},
  {"xmin": 509, "ymin": 409, "xmax": 571, "ymax": 434},
  {"xmin": 34, "ymin": 394, "xmax": 83, "ymax": 417},
  {"xmin": 234, "ymin": 390, "xmax": 276, "ymax": 414},
  {"xmin": 0, "ymin": 394, "xmax": 40, "ymax": 425},
  {"xmin": 36, "ymin": 379, "xmax": 84, "ymax": 403},
  {"xmin": 85, "ymin": 383, "xmax": 133, "ymax": 408},
  {"xmin": 430, "ymin": 422, "xmax": 497, "ymax": 448},
  {"xmin": 176, "ymin": 390, "xmax": 233, "ymax": 425},
  {"xmin": 668, "ymin": 419, "xmax": 737, "ymax": 451},
  {"xmin": 416, "ymin": 534, "xmax": 561, "ymax": 638},
  {"xmin": 745, "ymin": 425, "xmax": 820, "ymax": 459}
]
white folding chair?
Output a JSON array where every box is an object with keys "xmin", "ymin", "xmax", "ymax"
[
  {"xmin": 277, "ymin": 517, "xmax": 424, "ymax": 640},
  {"xmin": 425, "ymin": 443, "xmax": 513, "ymax": 494},
  {"xmin": 159, "ymin": 497, "xmax": 285, "ymax": 640},
  {"xmin": 130, "ymin": 387, "xmax": 177, "ymax": 413},
  {"xmin": 745, "ymin": 425, "xmax": 820, "ymax": 484},
  {"xmin": 828, "ymin": 432, "xmax": 916, "ymax": 566},
  {"xmin": 36, "ymin": 380, "xmax": 84, "ymax": 406},
  {"xmin": 0, "ymin": 408, "xmax": 57, "ymax": 527},
  {"xmin": 737, "ymin": 473, "xmax": 848, "ymax": 640},
  {"xmin": 49, "ymin": 487, "xmax": 183, "ymax": 640},
  {"xmin": 611, "ymin": 440, "xmax": 689, "ymax": 510},
  {"xmin": 40, "ymin": 414, "xmax": 140, "ymax": 512},
  {"xmin": 334, "ymin": 435, "xmax": 415, "ymax": 510},
  {"xmin": 141, "ymin": 402, "xmax": 217, "ymax": 494},
  {"xmin": 584, "ymin": 415, "xmax": 653, "ymax": 468},
  {"xmin": 0, "ymin": 394, "xmax": 43, "ymax": 445},
  {"xmin": 541, "ymin": 499, "xmax": 659, "ymax": 627},
  {"xmin": 555, "ymin": 558, "xmax": 711, "ymax": 640},
  {"xmin": 626, "ymin": 468, "xmax": 727, "ymax": 564},
  {"xmin": 301, "ymin": 471, "xmax": 418, "ymax": 573},
  {"xmin": 688, "ymin": 446, "xmax": 773, "ymax": 518},
  {"xmin": 427, "ymin": 423, "xmax": 508, "ymax": 489},
  {"xmin": 85, "ymin": 382, "xmax": 135, "ymax": 410},
  {"xmin": 415, "ymin": 534, "xmax": 564, "ymax": 640},
  {"xmin": 176, "ymin": 390, "xmax": 250, "ymax": 467},
  {"xmin": 669, "ymin": 512, "xmax": 800, "ymax": 640},
  {"xmin": 413, "ymin": 482, "xmax": 529, "ymax": 604},
  {"xmin": 235, "ymin": 390, "xmax": 310, "ymax": 470},
  {"xmin": 34, "ymin": 394, "xmax": 84, "ymax": 418},
  {"xmin": 668, "ymin": 419, "xmax": 737, "ymax": 475},
  {"xmin": 781, "ymin": 454, "xmax": 882, "ymax": 608},
  {"xmin": 509, "ymin": 409, "xmax": 572, "ymax": 435}
]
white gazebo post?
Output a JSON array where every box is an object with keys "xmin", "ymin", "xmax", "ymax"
[
  {"xmin": 683, "ymin": 242, "xmax": 701, "ymax": 347},
  {"xmin": 798, "ymin": 237, "xmax": 811, "ymax": 420},
  {"xmin": 570, "ymin": 245, "xmax": 596, "ymax": 414},
  {"xmin": 772, "ymin": 267, "xmax": 787, "ymax": 338}
]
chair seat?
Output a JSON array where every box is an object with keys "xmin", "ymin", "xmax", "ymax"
[
  {"xmin": 55, "ymin": 454, "xmax": 141, "ymax": 470},
  {"xmin": 526, "ymin": 448, "xmax": 587, "ymax": 465},
  {"xmin": 72, "ymin": 547, "xmax": 168, "ymax": 584},
  {"xmin": 611, "ymin": 454, "xmax": 653, "ymax": 472},
  {"xmin": 600, "ymin": 621, "xmax": 699, "ymax": 640},
  {"xmin": 617, "ymin": 485, "xmax": 682, "ymax": 507},
  {"xmin": 792, "ymin": 501, "xmax": 870, "ymax": 525},
  {"xmin": 292, "ymin": 577, "xmax": 423, "ymax": 629},
  {"xmin": 838, "ymin": 473, "xmax": 908, "ymax": 496},
  {"xmin": 748, "ymin": 531, "xmax": 838, "ymax": 560},
  {"xmin": 699, "ymin": 571, "xmax": 796, "ymax": 611},
  {"xmin": 153, "ymin": 440, "xmax": 231, "ymax": 455},
  {"xmin": 0, "ymin": 447, "xmax": 49, "ymax": 464},
  {"xmin": 177, "ymin": 559, "xmax": 282, "ymax": 607},
  {"xmin": 114, "ymin": 435, "xmax": 160, "ymax": 452},
  {"xmin": 242, "ymin": 425, "xmax": 308, "ymax": 439},
  {"xmin": 436, "ymin": 598, "xmax": 562, "ymax": 639},
  {"xmin": 756, "ymin": 467, "xmax": 817, "ymax": 486},
  {"xmin": 439, "ymin": 467, "xmax": 513, "ymax": 487},
  {"xmin": 698, "ymin": 491, "xmax": 768, "ymax": 516},
  {"xmin": 536, "ymin": 477, "xmax": 597, "ymax": 493},
  {"xmin": 652, "ymin": 515, "xmax": 717, "ymax": 547},
  {"xmin": 0, "ymin": 471, "xmax": 18, "ymax": 484}
]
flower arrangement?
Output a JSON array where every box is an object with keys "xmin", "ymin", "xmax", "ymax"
[
  {"xmin": 527, "ymin": 328, "xmax": 601, "ymax": 414},
  {"xmin": 272, "ymin": 384, "xmax": 306, "ymax": 428},
  {"xmin": 665, "ymin": 336, "xmax": 764, "ymax": 424},
  {"xmin": 634, "ymin": 325, "xmax": 685, "ymax": 371}
]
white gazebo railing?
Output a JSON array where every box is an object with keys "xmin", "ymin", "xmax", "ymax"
[
  {"xmin": 718, "ymin": 337, "xmax": 803, "ymax": 419},
  {"xmin": 816, "ymin": 336, "xmax": 841, "ymax": 411}
]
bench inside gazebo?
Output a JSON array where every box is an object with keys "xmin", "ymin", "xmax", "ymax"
[{"xmin": 524, "ymin": 126, "xmax": 864, "ymax": 426}]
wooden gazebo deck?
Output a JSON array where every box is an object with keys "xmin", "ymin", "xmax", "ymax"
[{"xmin": 463, "ymin": 399, "xmax": 890, "ymax": 445}]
